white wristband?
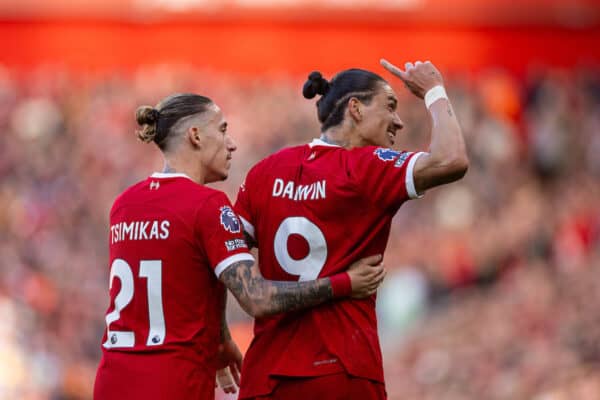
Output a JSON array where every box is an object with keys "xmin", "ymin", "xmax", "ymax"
[{"xmin": 424, "ymin": 85, "xmax": 448, "ymax": 109}]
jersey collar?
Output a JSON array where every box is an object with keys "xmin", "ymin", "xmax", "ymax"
[
  {"xmin": 309, "ymin": 138, "xmax": 341, "ymax": 148},
  {"xmin": 150, "ymin": 172, "xmax": 194, "ymax": 181}
]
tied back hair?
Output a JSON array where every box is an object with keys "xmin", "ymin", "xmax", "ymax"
[
  {"xmin": 135, "ymin": 93, "xmax": 213, "ymax": 151},
  {"xmin": 136, "ymin": 106, "xmax": 161, "ymax": 143},
  {"xmin": 302, "ymin": 69, "xmax": 385, "ymax": 132},
  {"xmin": 302, "ymin": 71, "xmax": 330, "ymax": 99}
]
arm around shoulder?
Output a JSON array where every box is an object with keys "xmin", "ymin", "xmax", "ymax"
[
  {"xmin": 218, "ymin": 259, "xmax": 334, "ymax": 318},
  {"xmin": 218, "ymin": 254, "xmax": 385, "ymax": 318}
]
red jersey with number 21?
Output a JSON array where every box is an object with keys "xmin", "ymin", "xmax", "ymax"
[
  {"xmin": 234, "ymin": 139, "xmax": 424, "ymax": 399},
  {"xmin": 94, "ymin": 172, "xmax": 253, "ymax": 400}
]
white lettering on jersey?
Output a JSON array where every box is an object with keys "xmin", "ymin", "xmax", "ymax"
[
  {"xmin": 123, "ymin": 222, "xmax": 134, "ymax": 240},
  {"xmin": 160, "ymin": 221, "xmax": 170, "ymax": 239},
  {"xmin": 282, "ymin": 182, "xmax": 294, "ymax": 198},
  {"xmin": 148, "ymin": 221, "xmax": 159, "ymax": 239},
  {"xmin": 313, "ymin": 180, "xmax": 326, "ymax": 200},
  {"xmin": 272, "ymin": 179, "xmax": 327, "ymax": 201},
  {"xmin": 111, "ymin": 220, "xmax": 171, "ymax": 244},
  {"xmin": 139, "ymin": 221, "xmax": 150, "ymax": 240},
  {"xmin": 273, "ymin": 178, "xmax": 284, "ymax": 196},
  {"xmin": 293, "ymin": 185, "xmax": 312, "ymax": 201}
]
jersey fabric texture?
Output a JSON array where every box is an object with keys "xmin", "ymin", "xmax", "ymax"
[
  {"xmin": 94, "ymin": 172, "xmax": 253, "ymax": 400},
  {"xmin": 248, "ymin": 372, "xmax": 386, "ymax": 400},
  {"xmin": 234, "ymin": 139, "xmax": 424, "ymax": 398}
]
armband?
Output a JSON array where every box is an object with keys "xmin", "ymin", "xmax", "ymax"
[
  {"xmin": 330, "ymin": 272, "xmax": 352, "ymax": 298},
  {"xmin": 425, "ymin": 85, "xmax": 448, "ymax": 109}
]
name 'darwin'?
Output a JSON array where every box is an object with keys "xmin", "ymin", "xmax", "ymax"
[{"xmin": 272, "ymin": 178, "xmax": 326, "ymax": 201}]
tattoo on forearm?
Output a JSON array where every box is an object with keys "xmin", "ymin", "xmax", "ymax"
[
  {"xmin": 447, "ymin": 106, "xmax": 453, "ymax": 117},
  {"xmin": 220, "ymin": 260, "xmax": 333, "ymax": 316}
]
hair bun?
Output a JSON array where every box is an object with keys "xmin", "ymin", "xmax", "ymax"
[
  {"xmin": 302, "ymin": 71, "xmax": 330, "ymax": 99},
  {"xmin": 135, "ymin": 106, "xmax": 160, "ymax": 143},
  {"xmin": 135, "ymin": 106, "xmax": 160, "ymax": 126}
]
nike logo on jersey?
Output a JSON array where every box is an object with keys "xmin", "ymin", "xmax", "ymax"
[{"xmin": 272, "ymin": 178, "xmax": 326, "ymax": 201}]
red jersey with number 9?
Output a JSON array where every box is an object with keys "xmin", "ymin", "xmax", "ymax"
[
  {"xmin": 234, "ymin": 139, "xmax": 424, "ymax": 399},
  {"xmin": 94, "ymin": 172, "xmax": 253, "ymax": 400}
]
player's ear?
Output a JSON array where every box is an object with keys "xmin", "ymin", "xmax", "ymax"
[
  {"xmin": 348, "ymin": 97, "xmax": 363, "ymax": 123},
  {"xmin": 188, "ymin": 126, "xmax": 203, "ymax": 149}
]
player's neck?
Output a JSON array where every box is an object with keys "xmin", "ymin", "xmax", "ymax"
[
  {"xmin": 321, "ymin": 127, "xmax": 366, "ymax": 150},
  {"xmin": 161, "ymin": 157, "xmax": 205, "ymax": 184},
  {"xmin": 320, "ymin": 128, "xmax": 351, "ymax": 149}
]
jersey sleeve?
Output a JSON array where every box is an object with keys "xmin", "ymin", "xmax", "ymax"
[
  {"xmin": 348, "ymin": 147, "xmax": 426, "ymax": 210},
  {"xmin": 234, "ymin": 163, "xmax": 260, "ymax": 241},
  {"xmin": 195, "ymin": 192, "xmax": 254, "ymax": 278}
]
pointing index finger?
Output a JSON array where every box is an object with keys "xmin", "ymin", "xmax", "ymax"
[{"xmin": 380, "ymin": 58, "xmax": 407, "ymax": 80}]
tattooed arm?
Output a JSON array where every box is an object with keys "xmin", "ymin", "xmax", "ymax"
[
  {"xmin": 220, "ymin": 260, "xmax": 332, "ymax": 318},
  {"xmin": 219, "ymin": 255, "xmax": 385, "ymax": 318}
]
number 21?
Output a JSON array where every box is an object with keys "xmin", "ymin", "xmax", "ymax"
[{"xmin": 103, "ymin": 259, "xmax": 165, "ymax": 349}]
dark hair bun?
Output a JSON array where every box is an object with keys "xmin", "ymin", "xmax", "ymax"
[
  {"xmin": 135, "ymin": 106, "xmax": 160, "ymax": 143},
  {"xmin": 302, "ymin": 71, "xmax": 330, "ymax": 99},
  {"xmin": 135, "ymin": 106, "xmax": 160, "ymax": 126}
]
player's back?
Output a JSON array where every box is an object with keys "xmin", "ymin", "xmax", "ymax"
[
  {"xmin": 235, "ymin": 139, "xmax": 422, "ymax": 398},
  {"xmin": 95, "ymin": 173, "xmax": 234, "ymax": 399}
]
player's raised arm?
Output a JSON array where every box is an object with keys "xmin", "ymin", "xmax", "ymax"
[
  {"xmin": 219, "ymin": 254, "xmax": 385, "ymax": 318},
  {"xmin": 380, "ymin": 59, "xmax": 469, "ymax": 193}
]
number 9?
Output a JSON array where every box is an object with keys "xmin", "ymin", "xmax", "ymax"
[{"xmin": 274, "ymin": 217, "xmax": 327, "ymax": 281}]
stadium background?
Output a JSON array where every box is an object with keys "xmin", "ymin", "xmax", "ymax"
[{"xmin": 1, "ymin": 0, "xmax": 599, "ymax": 398}]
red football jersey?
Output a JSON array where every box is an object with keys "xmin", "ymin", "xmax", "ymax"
[
  {"xmin": 234, "ymin": 139, "xmax": 424, "ymax": 398},
  {"xmin": 94, "ymin": 172, "xmax": 253, "ymax": 400}
]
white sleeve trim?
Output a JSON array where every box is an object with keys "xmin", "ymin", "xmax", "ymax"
[
  {"xmin": 214, "ymin": 253, "xmax": 255, "ymax": 278},
  {"xmin": 406, "ymin": 152, "xmax": 426, "ymax": 199},
  {"xmin": 238, "ymin": 215, "xmax": 255, "ymax": 239}
]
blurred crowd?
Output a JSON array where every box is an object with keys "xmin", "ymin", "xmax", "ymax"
[
  {"xmin": 384, "ymin": 257, "xmax": 600, "ymax": 400},
  {"xmin": 0, "ymin": 63, "xmax": 598, "ymax": 399}
]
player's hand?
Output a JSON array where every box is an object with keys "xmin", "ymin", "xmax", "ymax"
[
  {"xmin": 347, "ymin": 254, "xmax": 386, "ymax": 298},
  {"xmin": 216, "ymin": 366, "xmax": 238, "ymax": 394},
  {"xmin": 215, "ymin": 338, "xmax": 242, "ymax": 394},
  {"xmin": 380, "ymin": 59, "xmax": 444, "ymax": 99}
]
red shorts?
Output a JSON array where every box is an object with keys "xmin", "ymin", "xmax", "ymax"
[
  {"xmin": 248, "ymin": 373, "xmax": 386, "ymax": 400},
  {"xmin": 94, "ymin": 352, "xmax": 215, "ymax": 400}
]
